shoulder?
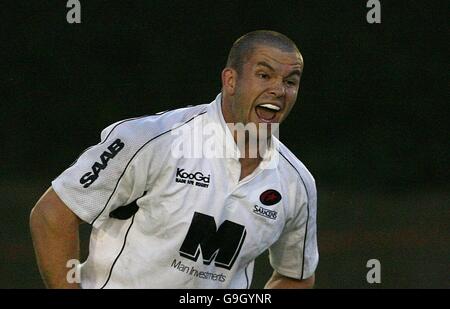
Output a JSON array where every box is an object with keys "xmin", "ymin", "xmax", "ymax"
[
  {"xmin": 275, "ymin": 139, "xmax": 317, "ymax": 200},
  {"xmin": 68, "ymin": 104, "xmax": 209, "ymax": 192},
  {"xmin": 100, "ymin": 104, "xmax": 209, "ymax": 146}
]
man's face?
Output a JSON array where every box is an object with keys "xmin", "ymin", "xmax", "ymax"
[{"xmin": 226, "ymin": 45, "xmax": 303, "ymax": 127}]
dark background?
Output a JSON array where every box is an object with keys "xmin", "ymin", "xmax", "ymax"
[{"xmin": 1, "ymin": 1, "xmax": 448, "ymax": 288}]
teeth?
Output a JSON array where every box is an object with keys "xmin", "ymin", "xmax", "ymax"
[{"xmin": 259, "ymin": 104, "xmax": 280, "ymax": 111}]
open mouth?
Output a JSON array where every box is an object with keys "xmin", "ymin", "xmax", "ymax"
[{"xmin": 255, "ymin": 103, "xmax": 281, "ymax": 122}]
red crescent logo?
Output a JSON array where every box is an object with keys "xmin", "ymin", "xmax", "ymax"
[{"xmin": 260, "ymin": 189, "xmax": 282, "ymax": 206}]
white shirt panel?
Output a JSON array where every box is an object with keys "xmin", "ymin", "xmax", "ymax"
[{"xmin": 268, "ymin": 145, "xmax": 319, "ymax": 280}]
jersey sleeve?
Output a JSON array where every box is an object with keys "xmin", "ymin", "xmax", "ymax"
[
  {"xmin": 268, "ymin": 178, "xmax": 319, "ymax": 280},
  {"xmin": 51, "ymin": 120, "xmax": 149, "ymax": 228}
]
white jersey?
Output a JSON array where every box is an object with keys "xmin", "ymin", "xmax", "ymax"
[{"xmin": 52, "ymin": 93, "xmax": 318, "ymax": 289}]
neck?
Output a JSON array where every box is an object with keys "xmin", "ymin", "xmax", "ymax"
[
  {"xmin": 236, "ymin": 133, "xmax": 272, "ymax": 181},
  {"xmin": 220, "ymin": 93, "xmax": 271, "ymax": 180}
]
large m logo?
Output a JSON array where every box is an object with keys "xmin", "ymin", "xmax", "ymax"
[{"xmin": 179, "ymin": 212, "xmax": 246, "ymax": 270}]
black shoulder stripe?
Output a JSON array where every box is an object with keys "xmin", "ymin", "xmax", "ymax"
[
  {"xmin": 277, "ymin": 149, "xmax": 310, "ymax": 280},
  {"xmin": 91, "ymin": 111, "xmax": 207, "ymax": 226},
  {"xmin": 68, "ymin": 115, "xmax": 150, "ymax": 168}
]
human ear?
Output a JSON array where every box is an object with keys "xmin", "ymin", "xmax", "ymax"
[{"xmin": 221, "ymin": 68, "xmax": 237, "ymax": 96}]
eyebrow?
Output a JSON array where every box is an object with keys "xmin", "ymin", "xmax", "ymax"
[
  {"xmin": 256, "ymin": 61, "xmax": 302, "ymax": 78},
  {"xmin": 286, "ymin": 69, "xmax": 302, "ymax": 78},
  {"xmin": 256, "ymin": 61, "xmax": 275, "ymax": 72}
]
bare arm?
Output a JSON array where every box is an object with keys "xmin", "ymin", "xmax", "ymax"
[
  {"xmin": 30, "ymin": 187, "xmax": 82, "ymax": 288},
  {"xmin": 265, "ymin": 271, "xmax": 315, "ymax": 289}
]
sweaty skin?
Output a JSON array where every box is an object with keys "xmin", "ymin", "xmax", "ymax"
[{"xmin": 221, "ymin": 46, "xmax": 303, "ymax": 128}]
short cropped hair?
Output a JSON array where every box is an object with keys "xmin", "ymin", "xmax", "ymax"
[{"xmin": 226, "ymin": 30, "xmax": 300, "ymax": 74}]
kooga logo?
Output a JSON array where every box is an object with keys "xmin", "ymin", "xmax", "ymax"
[
  {"xmin": 79, "ymin": 139, "xmax": 125, "ymax": 188},
  {"xmin": 175, "ymin": 168, "xmax": 210, "ymax": 188}
]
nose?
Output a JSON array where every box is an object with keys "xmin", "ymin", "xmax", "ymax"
[{"xmin": 268, "ymin": 79, "xmax": 286, "ymax": 98}]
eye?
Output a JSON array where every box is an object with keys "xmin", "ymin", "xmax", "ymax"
[
  {"xmin": 257, "ymin": 73, "xmax": 270, "ymax": 80},
  {"xmin": 285, "ymin": 80, "xmax": 298, "ymax": 87}
]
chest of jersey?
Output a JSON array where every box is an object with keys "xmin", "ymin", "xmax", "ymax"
[{"xmin": 132, "ymin": 156, "xmax": 288, "ymax": 274}]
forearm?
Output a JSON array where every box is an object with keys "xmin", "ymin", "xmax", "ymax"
[
  {"xmin": 30, "ymin": 204, "xmax": 81, "ymax": 288},
  {"xmin": 265, "ymin": 271, "xmax": 315, "ymax": 289}
]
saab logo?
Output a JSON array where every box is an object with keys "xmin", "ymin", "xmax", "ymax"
[
  {"xmin": 175, "ymin": 168, "xmax": 210, "ymax": 188},
  {"xmin": 259, "ymin": 189, "xmax": 282, "ymax": 206},
  {"xmin": 253, "ymin": 205, "xmax": 278, "ymax": 220},
  {"xmin": 79, "ymin": 139, "xmax": 125, "ymax": 188},
  {"xmin": 179, "ymin": 212, "xmax": 246, "ymax": 270}
]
